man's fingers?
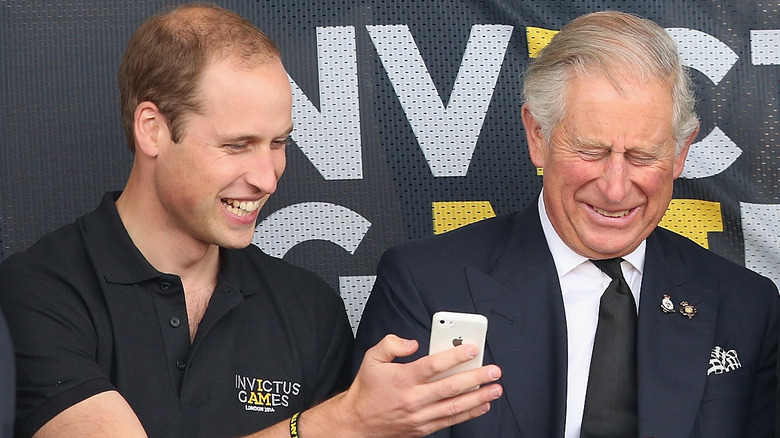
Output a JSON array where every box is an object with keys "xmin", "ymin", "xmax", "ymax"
[
  {"xmin": 346, "ymin": 336, "xmax": 503, "ymax": 437},
  {"xmin": 427, "ymin": 363, "xmax": 502, "ymax": 398},
  {"xmin": 410, "ymin": 382, "xmax": 503, "ymax": 436},
  {"xmin": 416, "ymin": 343, "xmax": 483, "ymax": 381}
]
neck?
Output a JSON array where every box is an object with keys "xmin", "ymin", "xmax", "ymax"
[
  {"xmin": 117, "ymin": 180, "xmax": 220, "ymax": 342},
  {"xmin": 116, "ymin": 173, "xmax": 220, "ymax": 284}
]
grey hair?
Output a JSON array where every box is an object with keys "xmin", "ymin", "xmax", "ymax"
[{"xmin": 521, "ymin": 10, "xmax": 699, "ymax": 155}]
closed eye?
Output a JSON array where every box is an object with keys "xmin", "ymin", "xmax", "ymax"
[
  {"xmin": 271, "ymin": 137, "xmax": 290, "ymax": 150},
  {"xmin": 223, "ymin": 143, "xmax": 250, "ymax": 153},
  {"xmin": 577, "ymin": 149, "xmax": 609, "ymax": 161},
  {"xmin": 625, "ymin": 151, "xmax": 660, "ymax": 165}
]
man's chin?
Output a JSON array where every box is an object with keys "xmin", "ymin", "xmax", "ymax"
[
  {"xmin": 216, "ymin": 233, "xmax": 255, "ymax": 250},
  {"xmin": 583, "ymin": 239, "xmax": 643, "ymax": 259}
]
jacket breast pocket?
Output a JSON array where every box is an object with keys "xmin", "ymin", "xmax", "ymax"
[{"xmin": 700, "ymin": 363, "xmax": 750, "ymax": 402}]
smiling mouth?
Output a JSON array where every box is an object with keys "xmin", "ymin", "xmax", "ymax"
[
  {"xmin": 592, "ymin": 206, "xmax": 631, "ymax": 218},
  {"xmin": 222, "ymin": 199, "xmax": 261, "ymax": 217}
]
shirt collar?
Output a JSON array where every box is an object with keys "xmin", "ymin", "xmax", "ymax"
[
  {"xmin": 84, "ymin": 191, "xmax": 161, "ymax": 284},
  {"xmin": 538, "ymin": 190, "xmax": 646, "ymax": 278}
]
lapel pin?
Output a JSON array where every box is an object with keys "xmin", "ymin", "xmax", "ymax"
[
  {"xmin": 660, "ymin": 294, "xmax": 675, "ymax": 313},
  {"xmin": 679, "ymin": 301, "xmax": 697, "ymax": 319}
]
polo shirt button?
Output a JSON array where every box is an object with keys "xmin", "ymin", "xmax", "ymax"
[
  {"xmin": 160, "ymin": 282, "xmax": 171, "ymax": 291},
  {"xmin": 170, "ymin": 317, "xmax": 181, "ymax": 328},
  {"xmin": 176, "ymin": 360, "xmax": 186, "ymax": 370}
]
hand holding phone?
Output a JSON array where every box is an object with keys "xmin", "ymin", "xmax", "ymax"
[{"xmin": 428, "ymin": 311, "xmax": 488, "ymax": 382}]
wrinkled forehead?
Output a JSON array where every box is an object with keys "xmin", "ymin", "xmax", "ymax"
[{"xmin": 556, "ymin": 74, "xmax": 676, "ymax": 146}]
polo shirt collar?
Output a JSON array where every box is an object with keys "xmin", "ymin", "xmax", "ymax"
[
  {"xmin": 216, "ymin": 246, "xmax": 256, "ymax": 297},
  {"xmin": 83, "ymin": 191, "xmax": 161, "ymax": 285}
]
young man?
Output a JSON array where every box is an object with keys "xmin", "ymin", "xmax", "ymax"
[
  {"xmin": 0, "ymin": 4, "xmax": 502, "ymax": 437},
  {"xmin": 355, "ymin": 10, "xmax": 779, "ymax": 438}
]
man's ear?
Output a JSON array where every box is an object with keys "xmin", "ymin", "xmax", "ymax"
[
  {"xmin": 672, "ymin": 125, "xmax": 700, "ymax": 179},
  {"xmin": 521, "ymin": 104, "xmax": 547, "ymax": 169},
  {"xmin": 133, "ymin": 101, "xmax": 168, "ymax": 158}
]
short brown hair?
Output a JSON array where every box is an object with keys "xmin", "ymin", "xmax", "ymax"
[{"xmin": 118, "ymin": 2, "xmax": 281, "ymax": 152}]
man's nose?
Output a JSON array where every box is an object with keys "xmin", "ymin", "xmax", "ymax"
[
  {"xmin": 600, "ymin": 153, "xmax": 630, "ymax": 203},
  {"xmin": 245, "ymin": 148, "xmax": 280, "ymax": 194}
]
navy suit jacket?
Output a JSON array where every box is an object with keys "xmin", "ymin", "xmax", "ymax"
[{"xmin": 354, "ymin": 202, "xmax": 780, "ymax": 437}]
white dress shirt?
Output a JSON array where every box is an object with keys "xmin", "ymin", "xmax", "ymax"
[{"xmin": 537, "ymin": 193, "xmax": 645, "ymax": 438}]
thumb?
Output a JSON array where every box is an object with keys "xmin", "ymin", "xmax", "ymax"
[{"xmin": 364, "ymin": 334, "xmax": 419, "ymax": 364}]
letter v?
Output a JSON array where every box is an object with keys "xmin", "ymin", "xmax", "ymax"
[{"xmin": 367, "ymin": 24, "xmax": 513, "ymax": 177}]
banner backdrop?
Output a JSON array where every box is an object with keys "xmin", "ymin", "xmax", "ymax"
[{"xmin": 2, "ymin": 1, "xmax": 779, "ymax": 331}]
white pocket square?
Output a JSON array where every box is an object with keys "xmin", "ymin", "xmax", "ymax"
[{"xmin": 707, "ymin": 346, "xmax": 741, "ymax": 375}]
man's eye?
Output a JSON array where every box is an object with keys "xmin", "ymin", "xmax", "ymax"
[
  {"xmin": 271, "ymin": 138, "xmax": 290, "ymax": 149},
  {"xmin": 224, "ymin": 143, "xmax": 249, "ymax": 152},
  {"xmin": 577, "ymin": 150, "xmax": 607, "ymax": 161},
  {"xmin": 626, "ymin": 153, "xmax": 658, "ymax": 165}
]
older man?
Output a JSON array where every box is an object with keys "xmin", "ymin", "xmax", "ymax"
[
  {"xmin": 355, "ymin": 10, "xmax": 779, "ymax": 438},
  {"xmin": 0, "ymin": 4, "xmax": 502, "ymax": 437}
]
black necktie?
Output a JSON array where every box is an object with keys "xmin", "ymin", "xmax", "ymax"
[{"xmin": 580, "ymin": 258, "xmax": 638, "ymax": 438}]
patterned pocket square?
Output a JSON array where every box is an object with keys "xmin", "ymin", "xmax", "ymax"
[{"xmin": 707, "ymin": 346, "xmax": 741, "ymax": 375}]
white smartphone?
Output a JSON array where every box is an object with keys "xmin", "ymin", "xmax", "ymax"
[{"xmin": 428, "ymin": 311, "xmax": 488, "ymax": 382}]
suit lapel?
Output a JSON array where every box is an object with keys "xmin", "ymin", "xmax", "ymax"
[
  {"xmin": 637, "ymin": 231, "xmax": 717, "ymax": 438},
  {"xmin": 468, "ymin": 205, "xmax": 568, "ymax": 438}
]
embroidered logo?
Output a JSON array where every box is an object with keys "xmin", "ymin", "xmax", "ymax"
[
  {"xmin": 707, "ymin": 346, "xmax": 741, "ymax": 375},
  {"xmin": 235, "ymin": 374, "xmax": 302, "ymax": 413}
]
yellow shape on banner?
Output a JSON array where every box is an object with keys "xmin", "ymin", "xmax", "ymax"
[
  {"xmin": 526, "ymin": 27, "xmax": 559, "ymax": 58},
  {"xmin": 659, "ymin": 199, "xmax": 723, "ymax": 248},
  {"xmin": 433, "ymin": 201, "xmax": 496, "ymax": 234},
  {"xmin": 525, "ymin": 27, "xmax": 556, "ymax": 174},
  {"xmin": 432, "ymin": 200, "xmax": 722, "ymax": 246}
]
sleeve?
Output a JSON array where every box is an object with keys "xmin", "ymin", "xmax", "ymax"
[
  {"xmin": 0, "ymin": 254, "xmax": 115, "ymax": 438},
  {"xmin": 352, "ymin": 246, "xmax": 458, "ymax": 438},
  {"xmin": 312, "ymin": 290, "xmax": 354, "ymax": 405},
  {"xmin": 0, "ymin": 307, "xmax": 15, "ymax": 438},
  {"xmin": 744, "ymin": 276, "xmax": 780, "ymax": 438},
  {"xmin": 352, "ymin": 246, "xmax": 435, "ymax": 374},
  {"xmin": 267, "ymin": 257, "xmax": 355, "ymax": 406}
]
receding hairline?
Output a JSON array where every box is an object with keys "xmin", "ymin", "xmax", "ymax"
[{"xmin": 156, "ymin": 2, "xmax": 281, "ymax": 64}]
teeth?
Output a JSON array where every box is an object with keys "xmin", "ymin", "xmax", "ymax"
[
  {"xmin": 223, "ymin": 199, "xmax": 261, "ymax": 216},
  {"xmin": 594, "ymin": 207, "xmax": 629, "ymax": 218}
]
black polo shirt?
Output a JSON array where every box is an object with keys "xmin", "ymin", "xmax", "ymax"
[{"xmin": 0, "ymin": 192, "xmax": 353, "ymax": 438}]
